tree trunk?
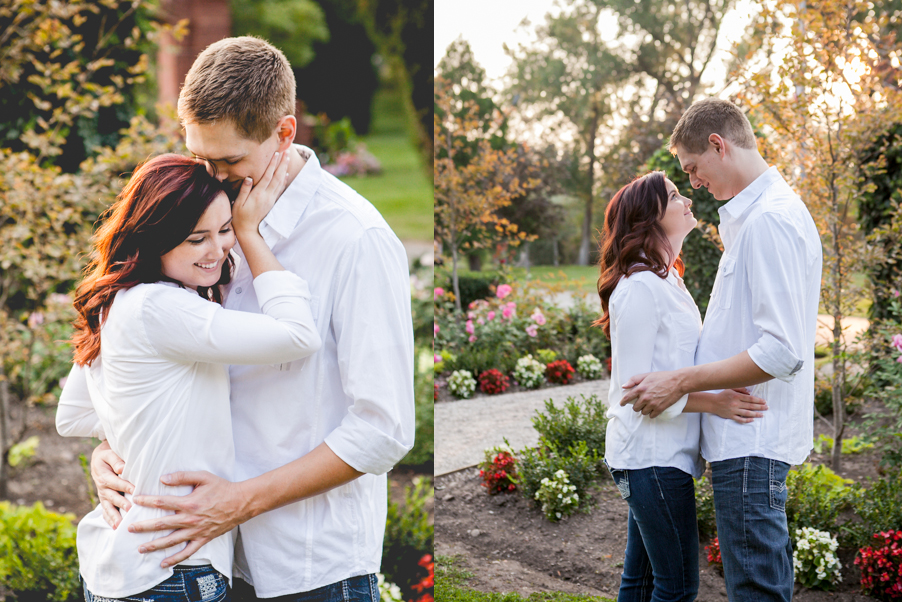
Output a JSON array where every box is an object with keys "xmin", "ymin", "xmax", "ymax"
[
  {"xmin": 552, "ymin": 238, "xmax": 559, "ymax": 267},
  {"xmin": 451, "ymin": 240, "xmax": 462, "ymax": 313},
  {"xmin": 577, "ymin": 105, "xmax": 600, "ymax": 266},
  {"xmin": 0, "ymin": 365, "xmax": 9, "ymax": 498},
  {"xmin": 467, "ymin": 252, "xmax": 482, "ymax": 272},
  {"xmin": 831, "ymin": 222, "xmax": 844, "ymax": 472}
]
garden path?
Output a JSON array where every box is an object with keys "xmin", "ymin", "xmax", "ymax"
[{"xmin": 435, "ymin": 380, "xmax": 610, "ymax": 476}]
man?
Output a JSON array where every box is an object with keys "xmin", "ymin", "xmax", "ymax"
[
  {"xmin": 620, "ymin": 98, "xmax": 822, "ymax": 600},
  {"xmin": 87, "ymin": 36, "xmax": 415, "ymax": 600}
]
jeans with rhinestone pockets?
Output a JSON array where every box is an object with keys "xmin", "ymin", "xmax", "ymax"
[
  {"xmin": 83, "ymin": 565, "xmax": 229, "ymax": 602},
  {"xmin": 711, "ymin": 456, "xmax": 793, "ymax": 602},
  {"xmin": 607, "ymin": 464, "xmax": 699, "ymax": 602}
]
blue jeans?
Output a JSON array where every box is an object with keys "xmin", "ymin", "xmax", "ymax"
[
  {"xmin": 608, "ymin": 466, "xmax": 699, "ymax": 602},
  {"xmin": 83, "ymin": 565, "xmax": 229, "ymax": 602},
  {"xmin": 232, "ymin": 575, "xmax": 379, "ymax": 602},
  {"xmin": 711, "ymin": 456, "xmax": 793, "ymax": 602}
]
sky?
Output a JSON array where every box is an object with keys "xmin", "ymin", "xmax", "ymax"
[{"xmin": 434, "ymin": 0, "xmax": 759, "ymax": 91}]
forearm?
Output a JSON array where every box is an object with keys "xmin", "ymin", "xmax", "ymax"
[
  {"xmin": 237, "ymin": 231, "xmax": 284, "ymax": 278},
  {"xmin": 676, "ymin": 351, "xmax": 771, "ymax": 396},
  {"xmin": 236, "ymin": 442, "xmax": 364, "ymax": 522}
]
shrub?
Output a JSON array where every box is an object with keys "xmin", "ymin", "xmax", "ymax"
[
  {"xmin": 694, "ymin": 476, "xmax": 717, "ymax": 539},
  {"xmin": 535, "ymin": 349, "xmax": 558, "ymax": 364},
  {"xmin": 786, "ymin": 464, "xmax": 854, "ymax": 537},
  {"xmin": 855, "ymin": 530, "xmax": 902, "ymax": 601},
  {"xmin": 383, "ymin": 477, "xmax": 434, "ymax": 597},
  {"xmin": 512, "ymin": 355, "xmax": 545, "ymax": 389},
  {"xmin": 576, "ymin": 354, "xmax": 603, "ymax": 380},
  {"xmin": 515, "ymin": 440, "xmax": 600, "ymax": 511},
  {"xmin": 535, "ymin": 469, "xmax": 580, "ymax": 521},
  {"xmin": 452, "ymin": 273, "xmax": 504, "ymax": 310},
  {"xmin": 0, "ymin": 502, "xmax": 80, "ymax": 602},
  {"xmin": 531, "ymin": 394, "xmax": 608, "ymax": 458},
  {"xmin": 479, "ymin": 446, "xmax": 518, "ymax": 494},
  {"xmin": 447, "ymin": 370, "xmax": 477, "ymax": 399},
  {"xmin": 545, "ymin": 359, "xmax": 575, "ymax": 385},
  {"xmin": 478, "ymin": 369, "xmax": 510, "ymax": 395},
  {"xmin": 845, "ymin": 471, "xmax": 902, "ymax": 549},
  {"xmin": 793, "ymin": 527, "xmax": 842, "ymax": 590},
  {"xmin": 401, "ymin": 346, "xmax": 434, "ymax": 466}
]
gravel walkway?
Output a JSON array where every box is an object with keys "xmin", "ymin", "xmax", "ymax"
[{"xmin": 435, "ymin": 380, "xmax": 610, "ymax": 476}]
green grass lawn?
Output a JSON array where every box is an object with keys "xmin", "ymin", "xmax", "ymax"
[
  {"xmin": 340, "ymin": 86, "xmax": 432, "ymax": 241},
  {"xmin": 435, "ymin": 556, "xmax": 612, "ymax": 602}
]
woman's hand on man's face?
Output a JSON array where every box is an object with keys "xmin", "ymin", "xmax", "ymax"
[{"xmin": 231, "ymin": 148, "xmax": 291, "ymax": 240}]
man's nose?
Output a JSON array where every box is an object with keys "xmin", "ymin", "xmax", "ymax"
[
  {"xmin": 203, "ymin": 161, "xmax": 227, "ymax": 181},
  {"xmin": 689, "ymin": 175, "xmax": 701, "ymax": 190}
]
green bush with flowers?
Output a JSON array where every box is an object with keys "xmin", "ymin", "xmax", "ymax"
[
  {"xmin": 855, "ymin": 530, "xmax": 902, "ymax": 600},
  {"xmin": 576, "ymin": 354, "xmax": 604, "ymax": 380},
  {"xmin": 433, "ymin": 273, "xmax": 609, "ymax": 389},
  {"xmin": 512, "ymin": 354, "xmax": 545, "ymax": 389},
  {"xmin": 447, "ymin": 369, "xmax": 477, "ymax": 399},
  {"xmin": 793, "ymin": 527, "xmax": 842, "ymax": 590},
  {"xmin": 534, "ymin": 469, "xmax": 580, "ymax": 521}
]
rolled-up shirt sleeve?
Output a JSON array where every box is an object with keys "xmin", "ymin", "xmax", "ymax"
[
  {"xmin": 56, "ymin": 363, "xmax": 106, "ymax": 439},
  {"xmin": 613, "ymin": 279, "xmax": 689, "ymax": 420},
  {"xmin": 745, "ymin": 213, "xmax": 806, "ymax": 382},
  {"xmin": 324, "ymin": 228, "xmax": 415, "ymax": 474}
]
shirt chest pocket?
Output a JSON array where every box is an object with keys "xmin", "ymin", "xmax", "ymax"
[
  {"xmin": 271, "ymin": 294, "xmax": 320, "ymax": 372},
  {"xmin": 711, "ymin": 256, "xmax": 737, "ymax": 310}
]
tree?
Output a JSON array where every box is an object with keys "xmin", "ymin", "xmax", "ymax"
[
  {"xmin": 741, "ymin": 0, "xmax": 902, "ymax": 470},
  {"xmin": 505, "ymin": 1, "xmax": 625, "ymax": 265},
  {"xmin": 434, "ymin": 81, "xmax": 535, "ymax": 312},
  {"xmin": 0, "ymin": 0, "xmax": 182, "ymax": 497}
]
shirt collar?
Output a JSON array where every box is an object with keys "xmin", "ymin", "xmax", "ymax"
[
  {"xmin": 260, "ymin": 144, "xmax": 322, "ymax": 244},
  {"xmin": 719, "ymin": 166, "xmax": 781, "ymax": 222}
]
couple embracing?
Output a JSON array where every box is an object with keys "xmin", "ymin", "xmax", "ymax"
[
  {"xmin": 55, "ymin": 36, "xmax": 415, "ymax": 602},
  {"xmin": 601, "ymin": 99, "xmax": 822, "ymax": 601}
]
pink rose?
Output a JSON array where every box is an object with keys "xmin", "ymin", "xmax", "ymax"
[
  {"xmin": 531, "ymin": 309, "xmax": 546, "ymax": 326},
  {"xmin": 893, "ymin": 334, "xmax": 902, "ymax": 352},
  {"xmin": 434, "ymin": 323, "xmax": 440, "ymax": 335},
  {"xmin": 434, "ymin": 354, "xmax": 442, "ymax": 363},
  {"xmin": 466, "ymin": 320, "xmax": 475, "ymax": 335},
  {"xmin": 469, "ymin": 335, "xmax": 477, "ymax": 343},
  {"xmin": 27, "ymin": 312, "xmax": 44, "ymax": 328},
  {"xmin": 897, "ymin": 355, "xmax": 902, "ymax": 364},
  {"xmin": 502, "ymin": 306, "xmax": 514, "ymax": 319},
  {"xmin": 894, "ymin": 289, "xmax": 901, "ymax": 298},
  {"xmin": 487, "ymin": 311, "xmax": 496, "ymax": 321},
  {"xmin": 433, "ymin": 287, "xmax": 445, "ymax": 299},
  {"xmin": 496, "ymin": 284, "xmax": 512, "ymax": 299},
  {"xmin": 477, "ymin": 318, "xmax": 485, "ymax": 325},
  {"xmin": 506, "ymin": 301, "xmax": 516, "ymax": 310},
  {"xmin": 526, "ymin": 324, "xmax": 538, "ymax": 337}
]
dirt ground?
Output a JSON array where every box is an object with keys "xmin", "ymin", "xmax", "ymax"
[{"xmin": 435, "ymin": 405, "xmax": 888, "ymax": 601}]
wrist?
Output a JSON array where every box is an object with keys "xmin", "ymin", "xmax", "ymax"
[{"xmin": 234, "ymin": 479, "xmax": 260, "ymax": 523}]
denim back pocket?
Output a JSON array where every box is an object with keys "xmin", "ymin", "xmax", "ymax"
[
  {"xmin": 769, "ymin": 459, "xmax": 790, "ymax": 512},
  {"xmin": 610, "ymin": 468, "xmax": 631, "ymax": 500}
]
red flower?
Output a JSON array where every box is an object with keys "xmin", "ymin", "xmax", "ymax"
[
  {"xmin": 478, "ymin": 369, "xmax": 511, "ymax": 395},
  {"xmin": 545, "ymin": 359, "xmax": 575, "ymax": 385}
]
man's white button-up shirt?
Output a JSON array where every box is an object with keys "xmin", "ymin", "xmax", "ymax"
[
  {"xmin": 696, "ymin": 166, "xmax": 822, "ymax": 465},
  {"xmin": 225, "ymin": 146, "xmax": 415, "ymax": 596}
]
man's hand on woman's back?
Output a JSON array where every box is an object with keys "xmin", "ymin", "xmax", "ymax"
[{"xmin": 91, "ymin": 440, "xmax": 134, "ymax": 529}]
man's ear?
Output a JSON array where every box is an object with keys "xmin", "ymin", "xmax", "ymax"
[
  {"xmin": 709, "ymin": 133, "xmax": 726, "ymax": 158},
  {"xmin": 276, "ymin": 115, "xmax": 297, "ymax": 150}
]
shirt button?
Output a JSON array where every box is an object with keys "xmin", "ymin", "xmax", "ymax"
[{"xmin": 236, "ymin": 287, "xmax": 243, "ymax": 294}]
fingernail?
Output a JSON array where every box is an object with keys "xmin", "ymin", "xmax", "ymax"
[
  {"xmin": 244, "ymin": 177, "xmax": 252, "ymax": 185},
  {"xmin": 138, "ymin": 547, "xmax": 146, "ymax": 553},
  {"xmin": 161, "ymin": 561, "xmax": 169, "ymax": 568},
  {"xmin": 128, "ymin": 526, "xmax": 136, "ymax": 533},
  {"xmin": 162, "ymin": 474, "xmax": 172, "ymax": 484}
]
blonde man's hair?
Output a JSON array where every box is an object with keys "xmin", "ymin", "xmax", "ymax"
[
  {"xmin": 178, "ymin": 36, "xmax": 296, "ymax": 143},
  {"xmin": 669, "ymin": 98, "xmax": 757, "ymax": 155}
]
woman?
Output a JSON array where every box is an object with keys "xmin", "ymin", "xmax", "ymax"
[
  {"xmin": 56, "ymin": 151, "xmax": 321, "ymax": 602},
  {"xmin": 597, "ymin": 171, "xmax": 767, "ymax": 601}
]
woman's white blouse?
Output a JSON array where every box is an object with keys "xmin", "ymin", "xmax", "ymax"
[
  {"xmin": 605, "ymin": 268, "xmax": 706, "ymax": 478},
  {"xmin": 56, "ymin": 271, "xmax": 321, "ymax": 599}
]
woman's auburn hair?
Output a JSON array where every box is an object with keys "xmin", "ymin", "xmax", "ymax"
[
  {"xmin": 595, "ymin": 171, "xmax": 685, "ymax": 338},
  {"xmin": 72, "ymin": 154, "xmax": 232, "ymax": 366}
]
